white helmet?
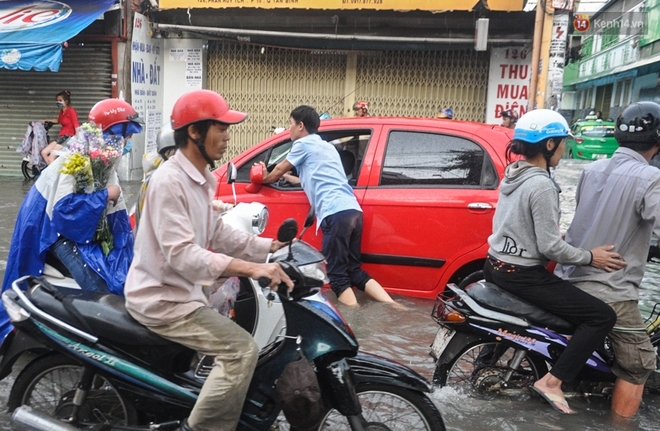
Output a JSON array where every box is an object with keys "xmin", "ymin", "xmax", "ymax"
[
  {"xmin": 513, "ymin": 109, "xmax": 572, "ymax": 144},
  {"xmin": 157, "ymin": 122, "xmax": 176, "ymax": 157}
]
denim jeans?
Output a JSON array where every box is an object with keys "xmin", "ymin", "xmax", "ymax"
[{"xmin": 50, "ymin": 238, "xmax": 110, "ymax": 293}]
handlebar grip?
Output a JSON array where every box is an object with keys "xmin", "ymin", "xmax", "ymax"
[{"xmin": 258, "ymin": 276, "xmax": 271, "ymax": 287}]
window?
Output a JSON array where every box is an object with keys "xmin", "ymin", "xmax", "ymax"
[
  {"xmin": 581, "ymin": 125, "xmax": 615, "ymax": 137},
  {"xmin": 601, "ymin": 21, "xmax": 620, "ymax": 50},
  {"xmin": 235, "ymin": 129, "xmax": 372, "ymax": 184},
  {"xmin": 621, "ymin": 80, "xmax": 631, "ymax": 106},
  {"xmin": 581, "ymin": 36, "xmax": 593, "ymax": 57},
  {"xmin": 380, "ymin": 131, "xmax": 495, "ymax": 187}
]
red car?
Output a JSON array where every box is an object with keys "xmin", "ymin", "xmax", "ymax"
[{"xmin": 213, "ymin": 117, "xmax": 513, "ymax": 299}]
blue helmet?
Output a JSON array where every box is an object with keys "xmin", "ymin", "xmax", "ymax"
[
  {"xmin": 513, "ymin": 109, "xmax": 572, "ymax": 144},
  {"xmin": 437, "ymin": 107, "xmax": 453, "ymax": 119}
]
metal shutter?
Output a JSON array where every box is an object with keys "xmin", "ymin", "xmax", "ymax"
[
  {"xmin": 0, "ymin": 42, "xmax": 112, "ymax": 177},
  {"xmin": 207, "ymin": 40, "xmax": 489, "ymax": 160}
]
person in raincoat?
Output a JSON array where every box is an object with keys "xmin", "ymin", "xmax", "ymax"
[{"xmin": 0, "ymin": 98, "xmax": 143, "ymax": 344}]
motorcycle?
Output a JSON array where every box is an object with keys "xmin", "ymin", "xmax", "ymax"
[
  {"xmin": 2, "ymin": 217, "xmax": 445, "ymax": 431},
  {"xmin": 430, "ymin": 281, "xmax": 660, "ymax": 398},
  {"xmin": 19, "ymin": 121, "xmax": 54, "ymax": 181}
]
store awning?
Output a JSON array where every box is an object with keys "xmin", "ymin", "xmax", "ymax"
[
  {"xmin": 159, "ymin": 0, "xmax": 525, "ymax": 12},
  {"xmin": 0, "ymin": 0, "xmax": 117, "ymax": 72}
]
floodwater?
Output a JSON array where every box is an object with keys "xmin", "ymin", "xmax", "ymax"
[{"xmin": 1, "ymin": 159, "xmax": 660, "ymax": 430}]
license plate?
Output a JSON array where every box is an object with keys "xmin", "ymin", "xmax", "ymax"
[
  {"xmin": 431, "ymin": 325, "xmax": 456, "ymax": 359},
  {"xmin": 596, "ymin": 154, "xmax": 607, "ymax": 159}
]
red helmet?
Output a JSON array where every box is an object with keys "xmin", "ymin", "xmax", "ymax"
[
  {"xmin": 171, "ymin": 90, "xmax": 248, "ymax": 130},
  {"xmin": 88, "ymin": 99, "xmax": 143, "ymax": 131},
  {"xmin": 353, "ymin": 101, "xmax": 369, "ymax": 112}
]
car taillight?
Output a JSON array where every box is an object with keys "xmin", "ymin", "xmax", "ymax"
[{"xmin": 575, "ymin": 137, "xmax": 584, "ymax": 144}]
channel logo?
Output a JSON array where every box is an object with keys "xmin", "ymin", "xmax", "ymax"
[{"xmin": 573, "ymin": 14, "xmax": 591, "ymax": 33}]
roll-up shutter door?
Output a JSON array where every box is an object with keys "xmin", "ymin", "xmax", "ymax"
[
  {"xmin": 207, "ymin": 41, "xmax": 489, "ymax": 160},
  {"xmin": 0, "ymin": 42, "xmax": 113, "ymax": 177}
]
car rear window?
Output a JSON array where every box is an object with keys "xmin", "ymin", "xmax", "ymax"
[
  {"xmin": 580, "ymin": 125, "xmax": 615, "ymax": 137},
  {"xmin": 381, "ymin": 131, "xmax": 494, "ymax": 187}
]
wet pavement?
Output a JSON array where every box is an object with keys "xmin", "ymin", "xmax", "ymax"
[{"xmin": 1, "ymin": 160, "xmax": 660, "ymax": 430}]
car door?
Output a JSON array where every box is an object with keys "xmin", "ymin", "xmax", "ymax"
[
  {"xmin": 216, "ymin": 126, "xmax": 380, "ymax": 246},
  {"xmin": 359, "ymin": 126, "xmax": 500, "ymax": 296}
]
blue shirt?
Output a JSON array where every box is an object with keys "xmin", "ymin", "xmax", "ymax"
[{"xmin": 286, "ymin": 134, "xmax": 361, "ymax": 229}]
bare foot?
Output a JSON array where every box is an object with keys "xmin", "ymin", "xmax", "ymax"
[{"xmin": 390, "ymin": 301, "xmax": 409, "ymax": 311}]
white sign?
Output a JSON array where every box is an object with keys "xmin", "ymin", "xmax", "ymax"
[
  {"xmin": 486, "ymin": 47, "xmax": 532, "ymax": 125},
  {"xmin": 169, "ymin": 48, "xmax": 185, "ymax": 61},
  {"xmin": 131, "ymin": 12, "xmax": 164, "ymax": 157},
  {"xmin": 185, "ymin": 48, "xmax": 202, "ymax": 88}
]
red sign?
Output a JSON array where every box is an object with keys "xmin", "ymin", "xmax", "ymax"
[{"xmin": 573, "ymin": 14, "xmax": 590, "ymax": 33}]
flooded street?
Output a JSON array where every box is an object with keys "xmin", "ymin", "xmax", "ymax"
[{"xmin": 1, "ymin": 159, "xmax": 660, "ymax": 430}]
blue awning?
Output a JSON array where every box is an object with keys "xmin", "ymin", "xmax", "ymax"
[{"xmin": 0, "ymin": 0, "xmax": 117, "ymax": 72}]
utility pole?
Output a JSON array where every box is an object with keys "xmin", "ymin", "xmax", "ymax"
[{"xmin": 529, "ymin": 0, "xmax": 555, "ymax": 110}]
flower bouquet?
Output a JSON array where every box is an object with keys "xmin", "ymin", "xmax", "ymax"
[{"xmin": 59, "ymin": 123, "xmax": 125, "ymax": 256}]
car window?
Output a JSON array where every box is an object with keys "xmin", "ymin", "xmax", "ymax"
[
  {"xmin": 380, "ymin": 131, "xmax": 496, "ymax": 187},
  {"xmin": 235, "ymin": 129, "xmax": 373, "ymax": 185},
  {"xmin": 580, "ymin": 125, "xmax": 615, "ymax": 137}
]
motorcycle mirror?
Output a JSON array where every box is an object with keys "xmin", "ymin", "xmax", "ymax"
[
  {"xmin": 277, "ymin": 218, "xmax": 298, "ymax": 243},
  {"xmin": 246, "ymin": 164, "xmax": 264, "ymax": 193},
  {"xmin": 226, "ymin": 162, "xmax": 237, "ymax": 184},
  {"xmin": 226, "ymin": 162, "xmax": 238, "ymax": 205},
  {"xmin": 298, "ymin": 207, "xmax": 316, "ymax": 240}
]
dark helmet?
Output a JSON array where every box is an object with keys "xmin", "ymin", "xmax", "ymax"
[
  {"xmin": 615, "ymin": 102, "xmax": 660, "ymax": 145},
  {"xmin": 502, "ymin": 109, "xmax": 518, "ymax": 123}
]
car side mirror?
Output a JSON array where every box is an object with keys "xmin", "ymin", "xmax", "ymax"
[
  {"xmin": 298, "ymin": 207, "xmax": 316, "ymax": 240},
  {"xmin": 246, "ymin": 164, "xmax": 264, "ymax": 193}
]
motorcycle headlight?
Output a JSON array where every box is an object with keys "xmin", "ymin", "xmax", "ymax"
[
  {"xmin": 251, "ymin": 205, "xmax": 269, "ymax": 235},
  {"xmin": 2, "ymin": 291, "xmax": 30, "ymax": 323},
  {"xmin": 298, "ymin": 261, "xmax": 329, "ymax": 284}
]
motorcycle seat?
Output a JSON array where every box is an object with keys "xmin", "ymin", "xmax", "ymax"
[
  {"xmin": 464, "ymin": 281, "xmax": 575, "ymax": 333},
  {"xmin": 28, "ymin": 283, "xmax": 182, "ymax": 349}
]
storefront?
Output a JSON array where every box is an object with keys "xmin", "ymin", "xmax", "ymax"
[{"xmin": 147, "ymin": 0, "xmax": 533, "ymax": 156}]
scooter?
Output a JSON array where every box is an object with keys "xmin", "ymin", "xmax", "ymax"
[
  {"xmin": 430, "ymin": 281, "xmax": 660, "ymax": 397},
  {"xmin": 2, "ymin": 218, "xmax": 445, "ymax": 431},
  {"xmin": 19, "ymin": 121, "xmax": 53, "ymax": 180},
  {"xmin": 36, "ymin": 162, "xmax": 283, "ymax": 350}
]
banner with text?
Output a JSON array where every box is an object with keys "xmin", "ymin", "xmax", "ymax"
[
  {"xmin": 131, "ymin": 13, "xmax": 164, "ymax": 155},
  {"xmin": 485, "ymin": 46, "xmax": 532, "ymax": 125}
]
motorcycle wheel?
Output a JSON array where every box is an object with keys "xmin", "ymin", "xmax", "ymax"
[
  {"xmin": 442, "ymin": 342, "xmax": 547, "ymax": 395},
  {"xmin": 21, "ymin": 159, "xmax": 39, "ymax": 180},
  {"xmin": 8, "ymin": 354, "xmax": 135, "ymax": 426},
  {"xmin": 277, "ymin": 383, "xmax": 445, "ymax": 431},
  {"xmin": 457, "ymin": 270, "xmax": 484, "ymax": 290}
]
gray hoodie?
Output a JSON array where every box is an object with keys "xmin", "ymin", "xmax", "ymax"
[{"xmin": 488, "ymin": 160, "xmax": 591, "ymax": 267}]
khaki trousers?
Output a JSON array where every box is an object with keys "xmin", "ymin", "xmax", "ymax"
[{"xmin": 147, "ymin": 306, "xmax": 258, "ymax": 431}]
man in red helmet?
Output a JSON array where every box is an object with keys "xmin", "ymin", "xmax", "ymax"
[
  {"xmin": 124, "ymin": 89, "xmax": 292, "ymax": 431},
  {"xmin": 0, "ymin": 99, "xmax": 143, "ymax": 343},
  {"xmin": 353, "ymin": 100, "xmax": 370, "ymax": 117}
]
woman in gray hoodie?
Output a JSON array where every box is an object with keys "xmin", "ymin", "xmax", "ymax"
[{"xmin": 484, "ymin": 109, "xmax": 627, "ymax": 414}]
